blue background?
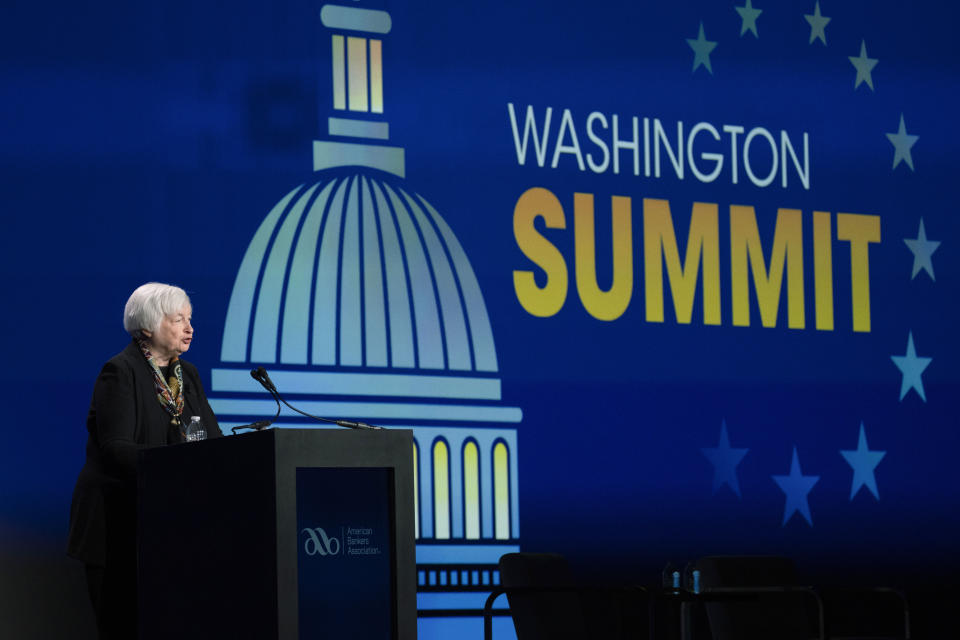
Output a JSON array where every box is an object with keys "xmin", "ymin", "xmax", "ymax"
[{"xmin": 1, "ymin": 1, "xmax": 957, "ymax": 637}]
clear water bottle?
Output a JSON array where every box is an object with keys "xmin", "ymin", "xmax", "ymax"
[
  {"xmin": 683, "ymin": 562, "xmax": 701, "ymax": 594},
  {"xmin": 185, "ymin": 415, "xmax": 206, "ymax": 442},
  {"xmin": 662, "ymin": 562, "xmax": 681, "ymax": 592}
]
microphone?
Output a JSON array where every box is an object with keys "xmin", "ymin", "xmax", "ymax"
[
  {"xmin": 255, "ymin": 367, "xmax": 278, "ymax": 393},
  {"xmin": 228, "ymin": 369, "xmax": 284, "ymax": 434},
  {"xmin": 250, "ymin": 367, "xmax": 283, "ymax": 416},
  {"xmin": 250, "ymin": 367, "xmax": 382, "ymax": 430},
  {"xmin": 230, "ymin": 420, "xmax": 273, "ymax": 434}
]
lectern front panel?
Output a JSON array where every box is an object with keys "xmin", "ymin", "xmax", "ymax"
[{"xmin": 296, "ymin": 466, "xmax": 397, "ymax": 639}]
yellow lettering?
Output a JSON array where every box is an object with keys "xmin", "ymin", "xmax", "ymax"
[
  {"xmin": 730, "ymin": 206, "xmax": 805, "ymax": 328},
  {"xmin": 812, "ymin": 211, "xmax": 834, "ymax": 331},
  {"xmin": 836, "ymin": 213, "xmax": 881, "ymax": 332},
  {"xmin": 514, "ymin": 191, "xmax": 871, "ymax": 333},
  {"xmin": 513, "ymin": 188, "xmax": 568, "ymax": 317},
  {"xmin": 643, "ymin": 199, "xmax": 720, "ymax": 324},
  {"xmin": 574, "ymin": 193, "xmax": 633, "ymax": 321}
]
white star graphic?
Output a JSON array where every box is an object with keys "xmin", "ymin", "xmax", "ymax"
[
  {"xmin": 890, "ymin": 331, "xmax": 933, "ymax": 402},
  {"xmin": 687, "ymin": 22, "xmax": 718, "ymax": 74},
  {"xmin": 904, "ymin": 218, "xmax": 940, "ymax": 281},
  {"xmin": 849, "ymin": 40, "xmax": 879, "ymax": 90},
  {"xmin": 804, "ymin": 1, "xmax": 831, "ymax": 45},
  {"xmin": 736, "ymin": 0, "xmax": 762, "ymax": 38},
  {"xmin": 886, "ymin": 113, "xmax": 919, "ymax": 171}
]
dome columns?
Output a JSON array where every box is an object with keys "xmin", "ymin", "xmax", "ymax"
[{"xmin": 316, "ymin": 3, "xmax": 404, "ymax": 177}]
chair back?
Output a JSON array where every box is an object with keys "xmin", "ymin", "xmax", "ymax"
[
  {"xmin": 498, "ymin": 552, "xmax": 586, "ymax": 640},
  {"xmin": 697, "ymin": 555, "xmax": 817, "ymax": 640}
]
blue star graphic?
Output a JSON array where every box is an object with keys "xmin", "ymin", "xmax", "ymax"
[
  {"xmin": 804, "ymin": 1, "xmax": 831, "ymax": 46},
  {"xmin": 687, "ymin": 22, "xmax": 718, "ymax": 74},
  {"xmin": 701, "ymin": 420, "xmax": 749, "ymax": 497},
  {"xmin": 772, "ymin": 447, "xmax": 819, "ymax": 526},
  {"xmin": 886, "ymin": 113, "xmax": 919, "ymax": 171},
  {"xmin": 904, "ymin": 218, "xmax": 940, "ymax": 281},
  {"xmin": 840, "ymin": 423, "xmax": 886, "ymax": 500},
  {"xmin": 890, "ymin": 331, "xmax": 933, "ymax": 402},
  {"xmin": 735, "ymin": 0, "xmax": 762, "ymax": 38},
  {"xmin": 848, "ymin": 40, "xmax": 878, "ymax": 90}
]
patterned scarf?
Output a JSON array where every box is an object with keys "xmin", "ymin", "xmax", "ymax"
[{"xmin": 135, "ymin": 337, "xmax": 184, "ymax": 426}]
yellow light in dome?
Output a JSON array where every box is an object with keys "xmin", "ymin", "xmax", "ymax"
[
  {"xmin": 347, "ymin": 36, "xmax": 368, "ymax": 112},
  {"xmin": 369, "ymin": 39, "xmax": 383, "ymax": 114},
  {"xmin": 331, "ymin": 35, "xmax": 346, "ymax": 110},
  {"xmin": 413, "ymin": 442, "xmax": 420, "ymax": 539},
  {"xmin": 463, "ymin": 441, "xmax": 480, "ymax": 539},
  {"xmin": 433, "ymin": 440, "xmax": 450, "ymax": 539},
  {"xmin": 494, "ymin": 442, "xmax": 510, "ymax": 539}
]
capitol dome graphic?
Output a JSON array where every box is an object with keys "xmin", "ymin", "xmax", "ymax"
[{"xmin": 207, "ymin": 1, "xmax": 522, "ymax": 620}]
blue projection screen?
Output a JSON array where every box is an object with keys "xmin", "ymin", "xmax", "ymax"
[{"xmin": 1, "ymin": 1, "xmax": 957, "ymax": 638}]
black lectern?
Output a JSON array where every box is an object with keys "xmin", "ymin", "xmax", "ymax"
[{"xmin": 137, "ymin": 428, "xmax": 416, "ymax": 639}]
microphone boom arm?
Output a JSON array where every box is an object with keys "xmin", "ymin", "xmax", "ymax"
[{"xmin": 252, "ymin": 367, "xmax": 382, "ymax": 430}]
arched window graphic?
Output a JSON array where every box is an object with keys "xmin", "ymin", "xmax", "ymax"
[
  {"xmin": 493, "ymin": 440, "xmax": 510, "ymax": 540},
  {"xmin": 462, "ymin": 439, "xmax": 480, "ymax": 540},
  {"xmin": 432, "ymin": 439, "xmax": 451, "ymax": 539},
  {"xmin": 412, "ymin": 441, "xmax": 420, "ymax": 540}
]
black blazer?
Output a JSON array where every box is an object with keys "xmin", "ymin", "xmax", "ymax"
[{"xmin": 67, "ymin": 340, "xmax": 222, "ymax": 565}]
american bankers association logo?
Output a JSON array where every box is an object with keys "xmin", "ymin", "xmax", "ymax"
[
  {"xmin": 301, "ymin": 527, "xmax": 341, "ymax": 557},
  {"xmin": 301, "ymin": 525, "xmax": 382, "ymax": 558}
]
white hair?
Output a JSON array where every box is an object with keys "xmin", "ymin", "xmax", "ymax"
[{"xmin": 123, "ymin": 283, "xmax": 191, "ymax": 337}]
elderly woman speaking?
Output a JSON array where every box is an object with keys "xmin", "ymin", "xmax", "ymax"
[{"xmin": 67, "ymin": 283, "xmax": 221, "ymax": 639}]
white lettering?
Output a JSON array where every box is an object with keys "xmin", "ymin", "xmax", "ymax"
[
  {"xmin": 612, "ymin": 115, "xmax": 640, "ymax": 176},
  {"xmin": 507, "ymin": 103, "xmax": 552, "ymax": 167},
  {"xmin": 744, "ymin": 126, "xmax": 778, "ymax": 187},
  {"xmin": 687, "ymin": 121, "xmax": 723, "ymax": 182},
  {"xmin": 551, "ymin": 108, "xmax": 585, "ymax": 170},
  {"xmin": 654, "ymin": 118, "xmax": 684, "ymax": 179},
  {"xmin": 781, "ymin": 130, "xmax": 810, "ymax": 190},
  {"xmin": 586, "ymin": 111, "xmax": 610, "ymax": 173},
  {"xmin": 723, "ymin": 124, "xmax": 745, "ymax": 185},
  {"xmin": 506, "ymin": 103, "xmax": 811, "ymax": 189}
]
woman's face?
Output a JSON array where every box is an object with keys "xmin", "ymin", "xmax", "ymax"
[{"xmin": 143, "ymin": 305, "xmax": 193, "ymax": 364}]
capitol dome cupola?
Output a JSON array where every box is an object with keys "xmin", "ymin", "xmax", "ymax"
[{"xmin": 218, "ymin": 172, "xmax": 499, "ymax": 375}]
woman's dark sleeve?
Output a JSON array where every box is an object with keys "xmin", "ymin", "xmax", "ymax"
[
  {"xmin": 185, "ymin": 363, "xmax": 222, "ymax": 438},
  {"xmin": 93, "ymin": 360, "xmax": 143, "ymax": 479}
]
